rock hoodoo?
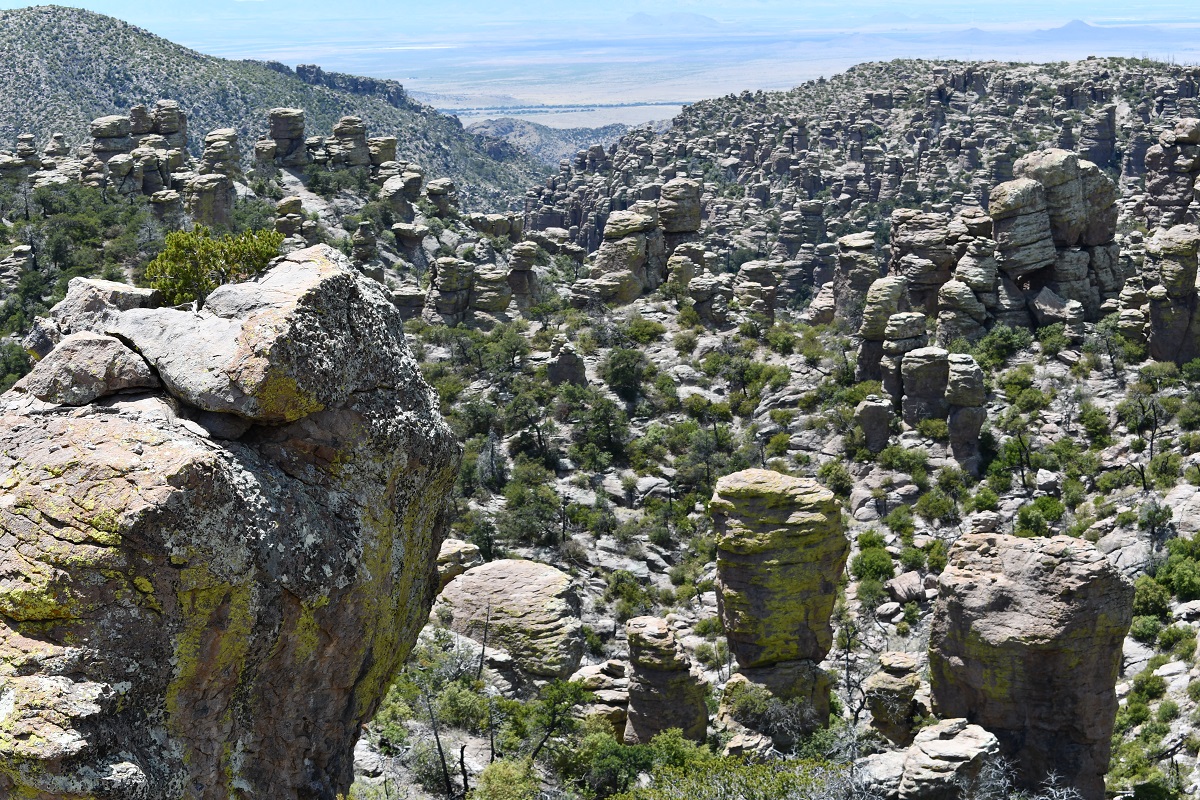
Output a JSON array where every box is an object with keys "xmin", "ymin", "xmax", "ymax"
[
  {"xmin": 622, "ymin": 616, "xmax": 709, "ymax": 745},
  {"xmin": 0, "ymin": 245, "xmax": 460, "ymax": 799},
  {"xmin": 709, "ymin": 469, "xmax": 848, "ymax": 745},
  {"xmin": 928, "ymin": 533, "xmax": 1134, "ymax": 800}
]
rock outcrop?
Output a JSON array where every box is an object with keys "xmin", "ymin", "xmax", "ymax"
[
  {"xmin": 865, "ymin": 652, "xmax": 923, "ymax": 746},
  {"xmin": 0, "ymin": 245, "xmax": 460, "ymax": 799},
  {"xmin": 897, "ymin": 719, "xmax": 1001, "ymax": 800},
  {"xmin": 622, "ymin": 617, "xmax": 709, "ymax": 745},
  {"xmin": 434, "ymin": 559, "xmax": 584, "ymax": 682},
  {"xmin": 929, "ymin": 534, "xmax": 1134, "ymax": 800},
  {"xmin": 709, "ymin": 469, "xmax": 848, "ymax": 745}
]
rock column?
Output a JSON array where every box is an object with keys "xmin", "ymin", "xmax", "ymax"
[
  {"xmin": 929, "ymin": 534, "xmax": 1134, "ymax": 800},
  {"xmin": 623, "ymin": 617, "xmax": 709, "ymax": 744},
  {"xmin": 709, "ymin": 469, "xmax": 848, "ymax": 747}
]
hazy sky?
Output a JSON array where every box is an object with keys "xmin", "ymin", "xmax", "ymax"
[{"xmin": 4, "ymin": 1, "xmax": 1199, "ymax": 126}]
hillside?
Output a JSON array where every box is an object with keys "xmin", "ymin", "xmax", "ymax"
[
  {"xmin": 0, "ymin": 5, "xmax": 546, "ymax": 208},
  {"xmin": 466, "ymin": 117, "xmax": 630, "ymax": 166}
]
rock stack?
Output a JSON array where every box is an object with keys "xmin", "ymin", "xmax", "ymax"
[
  {"xmin": 507, "ymin": 240, "xmax": 541, "ymax": 310},
  {"xmin": 268, "ymin": 107, "xmax": 309, "ymax": 168},
  {"xmin": 424, "ymin": 257, "xmax": 476, "ymax": 325},
  {"xmin": 573, "ymin": 206, "xmax": 666, "ymax": 306},
  {"xmin": 856, "ymin": 275, "xmax": 910, "ymax": 382},
  {"xmin": 865, "ymin": 652, "xmax": 923, "ymax": 746},
  {"xmin": 929, "ymin": 534, "xmax": 1134, "ymax": 800},
  {"xmin": 1145, "ymin": 118, "xmax": 1200, "ymax": 228},
  {"xmin": 709, "ymin": 469, "xmax": 848, "ymax": 747},
  {"xmin": 657, "ymin": 177, "xmax": 703, "ymax": 250},
  {"xmin": 327, "ymin": 116, "xmax": 372, "ymax": 168},
  {"xmin": 198, "ymin": 129, "xmax": 241, "ymax": 180},
  {"xmin": 435, "ymin": 560, "xmax": 584, "ymax": 683},
  {"xmin": 1130, "ymin": 224, "xmax": 1200, "ymax": 364},
  {"xmin": 622, "ymin": 617, "xmax": 709, "ymax": 745},
  {"xmin": 832, "ymin": 231, "xmax": 879, "ymax": 328},
  {"xmin": 0, "ymin": 245, "xmax": 459, "ymax": 800}
]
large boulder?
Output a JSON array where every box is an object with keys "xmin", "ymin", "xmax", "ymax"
[
  {"xmin": 9, "ymin": 332, "xmax": 158, "ymax": 406},
  {"xmin": 929, "ymin": 534, "xmax": 1134, "ymax": 800},
  {"xmin": 0, "ymin": 245, "xmax": 460, "ymax": 799},
  {"xmin": 623, "ymin": 617, "xmax": 709, "ymax": 744},
  {"xmin": 434, "ymin": 559, "xmax": 583, "ymax": 681}
]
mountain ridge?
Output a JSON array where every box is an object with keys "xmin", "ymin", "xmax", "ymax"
[{"xmin": 0, "ymin": 4, "xmax": 546, "ymax": 207}]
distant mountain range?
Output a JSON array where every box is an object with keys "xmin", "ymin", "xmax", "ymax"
[
  {"xmin": 465, "ymin": 118, "xmax": 631, "ymax": 166},
  {"xmin": 0, "ymin": 5, "xmax": 548, "ymax": 206}
]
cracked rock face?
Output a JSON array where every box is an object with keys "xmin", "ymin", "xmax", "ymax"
[
  {"xmin": 0, "ymin": 245, "xmax": 460, "ymax": 800},
  {"xmin": 928, "ymin": 534, "xmax": 1133, "ymax": 800}
]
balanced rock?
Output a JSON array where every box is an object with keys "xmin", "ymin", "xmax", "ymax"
[
  {"xmin": 929, "ymin": 534, "xmax": 1134, "ymax": 800},
  {"xmin": 0, "ymin": 245, "xmax": 459, "ymax": 799},
  {"xmin": 623, "ymin": 617, "xmax": 709, "ymax": 744},
  {"xmin": 9, "ymin": 332, "xmax": 158, "ymax": 406},
  {"xmin": 436, "ymin": 539, "xmax": 484, "ymax": 590},
  {"xmin": 865, "ymin": 652, "xmax": 923, "ymax": 746},
  {"xmin": 435, "ymin": 559, "xmax": 583, "ymax": 681}
]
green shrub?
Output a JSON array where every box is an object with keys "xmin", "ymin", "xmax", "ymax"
[
  {"xmin": 851, "ymin": 548, "xmax": 895, "ymax": 581},
  {"xmin": 1037, "ymin": 323, "xmax": 1070, "ymax": 356},
  {"xmin": 1134, "ymin": 575, "xmax": 1172, "ymax": 619},
  {"xmin": 626, "ymin": 315, "xmax": 667, "ymax": 344},
  {"xmin": 602, "ymin": 348, "xmax": 648, "ymax": 401},
  {"xmin": 879, "ymin": 446, "xmax": 928, "ymax": 475},
  {"xmin": 1132, "ymin": 670, "xmax": 1167, "ymax": 701},
  {"xmin": 1130, "ymin": 615, "xmax": 1164, "ymax": 644},
  {"xmin": 144, "ymin": 225, "xmax": 284, "ymax": 306},
  {"xmin": 857, "ymin": 530, "xmax": 886, "ymax": 550},
  {"xmin": 473, "ymin": 758, "xmax": 540, "ymax": 800},
  {"xmin": 817, "ymin": 461, "xmax": 853, "ymax": 496},
  {"xmin": 925, "ymin": 540, "xmax": 948, "ymax": 573},
  {"xmin": 972, "ymin": 324, "xmax": 1033, "ymax": 370},
  {"xmin": 899, "ymin": 546, "xmax": 926, "ymax": 572},
  {"xmin": 916, "ymin": 418, "xmax": 949, "ymax": 440}
]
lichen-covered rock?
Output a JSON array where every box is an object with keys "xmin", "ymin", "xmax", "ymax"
[
  {"xmin": 929, "ymin": 534, "xmax": 1134, "ymax": 800},
  {"xmin": 657, "ymin": 178, "xmax": 702, "ymax": 234},
  {"xmin": 710, "ymin": 470, "xmax": 847, "ymax": 667},
  {"xmin": 623, "ymin": 617, "xmax": 708, "ymax": 744},
  {"xmin": 833, "ymin": 232, "xmax": 880, "ymax": 328},
  {"xmin": 434, "ymin": 559, "xmax": 583, "ymax": 681},
  {"xmin": 900, "ymin": 346, "xmax": 950, "ymax": 425},
  {"xmin": 0, "ymin": 245, "xmax": 459, "ymax": 799}
]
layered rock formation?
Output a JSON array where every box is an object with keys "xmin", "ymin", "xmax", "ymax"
[
  {"xmin": 622, "ymin": 617, "xmax": 709, "ymax": 745},
  {"xmin": 0, "ymin": 245, "xmax": 459, "ymax": 799},
  {"xmin": 1119, "ymin": 224, "xmax": 1200, "ymax": 363},
  {"xmin": 929, "ymin": 534, "xmax": 1134, "ymax": 800},
  {"xmin": 865, "ymin": 652, "xmax": 923, "ymax": 746},
  {"xmin": 1145, "ymin": 118, "xmax": 1200, "ymax": 228},
  {"xmin": 709, "ymin": 469, "xmax": 848, "ymax": 745},
  {"xmin": 434, "ymin": 559, "xmax": 584, "ymax": 682}
]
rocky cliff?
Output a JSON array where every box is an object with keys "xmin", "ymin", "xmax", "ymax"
[{"xmin": 0, "ymin": 245, "xmax": 459, "ymax": 799}]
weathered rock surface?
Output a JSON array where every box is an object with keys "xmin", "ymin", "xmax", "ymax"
[
  {"xmin": 865, "ymin": 652, "xmax": 922, "ymax": 745},
  {"xmin": 434, "ymin": 559, "xmax": 583, "ymax": 681},
  {"xmin": 929, "ymin": 534, "xmax": 1134, "ymax": 800},
  {"xmin": 0, "ymin": 244, "xmax": 459, "ymax": 799},
  {"xmin": 435, "ymin": 538, "xmax": 484, "ymax": 590},
  {"xmin": 622, "ymin": 617, "xmax": 708, "ymax": 744},
  {"xmin": 897, "ymin": 719, "xmax": 1001, "ymax": 800},
  {"xmin": 9, "ymin": 332, "xmax": 158, "ymax": 405},
  {"xmin": 709, "ymin": 469, "xmax": 847, "ymax": 744}
]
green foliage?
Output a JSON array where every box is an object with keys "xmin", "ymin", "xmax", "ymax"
[
  {"xmin": 613, "ymin": 757, "xmax": 845, "ymax": 800},
  {"xmin": 494, "ymin": 458, "xmax": 562, "ymax": 546},
  {"xmin": 1036, "ymin": 323, "xmax": 1070, "ymax": 356},
  {"xmin": 914, "ymin": 488, "xmax": 957, "ymax": 525},
  {"xmin": 878, "ymin": 445, "xmax": 928, "ymax": 476},
  {"xmin": 817, "ymin": 460, "xmax": 853, "ymax": 496},
  {"xmin": 143, "ymin": 225, "xmax": 283, "ymax": 305},
  {"xmin": 1079, "ymin": 402, "xmax": 1112, "ymax": 448},
  {"xmin": 602, "ymin": 348, "xmax": 648, "ymax": 401},
  {"xmin": 971, "ymin": 324, "xmax": 1033, "ymax": 370},
  {"xmin": 471, "ymin": 759, "xmax": 540, "ymax": 800},
  {"xmin": 624, "ymin": 315, "xmax": 667, "ymax": 344},
  {"xmin": 924, "ymin": 539, "xmax": 948, "ymax": 573},
  {"xmin": 1130, "ymin": 615, "xmax": 1164, "ymax": 644},
  {"xmin": 851, "ymin": 547, "xmax": 895, "ymax": 581},
  {"xmin": 0, "ymin": 341, "xmax": 30, "ymax": 392},
  {"xmin": 916, "ymin": 418, "xmax": 948, "ymax": 441},
  {"xmin": 1134, "ymin": 575, "xmax": 1172, "ymax": 619}
]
